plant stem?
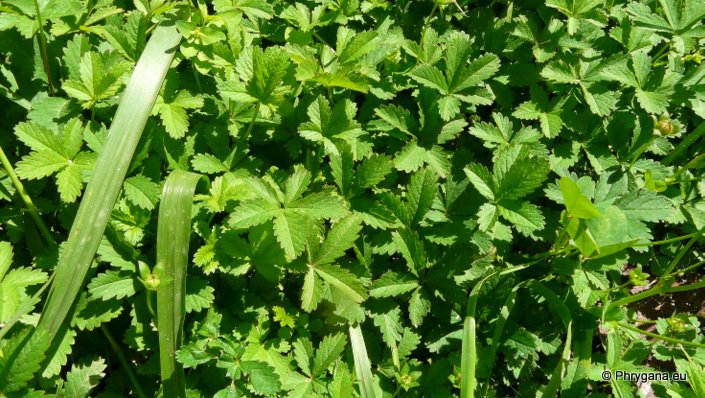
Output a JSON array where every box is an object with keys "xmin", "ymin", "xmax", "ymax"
[
  {"xmin": 629, "ymin": 136, "xmax": 657, "ymax": 169},
  {"xmin": 615, "ymin": 322, "xmax": 705, "ymax": 349},
  {"xmin": 0, "ymin": 145, "xmax": 56, "ymax": 245},
  {"xmin": 672, "ymin": 259, "xmax": 705, "ymax": 276},
  {"xmin": 231, "ymin": 102, "xmax": 261, "ymax": 167},
  {"xmin": 643, "ymin": 230, "xmax": 703, "ymax": 247},
  {"xmin": 191, "ymin": 62, "xmax": 202, "ymax": 92},
  {"xmin": 609, "ymin": 272, "xmax": 705, "ymax": 308},
  {"xmin": 663, "ymin": 121, "xmax": 705, "ymax": 166},
  {"xmin": 101, "ymin": 325, "xmax": 149, "ymax": 398},
  {"xmin": 33, "ymin": 0, "xmax": 55, "ymax": 96},
  {"xmin": 146, "ymin": 290, "xmax": 157, "ymax": 323},
  {"xmin": 661, "ymin": 232, "xmax": 700, "ymax": 276}
]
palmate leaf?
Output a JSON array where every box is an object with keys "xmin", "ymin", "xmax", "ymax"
[
  {"xmin": 298, "ymin": 96, "xmax": 365, "ymax": 154},
  {"xmin": 220, "ymin": 46, "xmax": 292, "ymax": 108},
  {"xmin": 15, "ymin": 119, "xmax": 93, "ymax": 203},
  {"xmin": 409, "ymin": 32, "xmax": 500, "ymax": 120},
  {"xmin": 62, "ymin": 51, "xmax": 131, "ymax": 109},
  {"xmin": 230, "ymin": 169, "xmax": 348, "ymax": 258}
]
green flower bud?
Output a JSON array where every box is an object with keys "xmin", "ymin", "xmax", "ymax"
[
  {"xmin": 143, "ymin": 273, "xmax": 161, "ymax": 291},
  {"xmin": 666, "ymin": 315, "xmax": 687, "ymax": 333}
]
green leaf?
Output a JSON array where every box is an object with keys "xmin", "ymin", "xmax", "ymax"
[
  {"xmin": 123, "ymin": 175, "xmax": 160, "ymax": 210},
  {"xmin": 560, "ymin": 177, "xmax": 601, "ymax": 219},
  {"xmin": 406, "ymin": 168, "xmax": 437, "ymax": 225},
  {"xmin": 301, "ymin": 267, "xmax": 323, "ymax": 312},
  {"xmin": 62, "ymin": 51, "xmax": 130, "ymax": 109},
  {"xmin": 273, "ymin": 210, "xmax": 317, "ymax": 258},
  {"xmin": 62, "ymin": 358, "xmax": 107, "ymax": 398},
  {"xmin": 373, "ymin": 308, "xmax": 403, "ymax": 348},
  {"xmin": 395, "ymin": 142, "xmax": 426, "ymax": 173},
  {"xmin": 464, "ymin": 163, "xmax": 496, "ymax": 200},
  {"xmin": 369, "ymin": 271, "xmax": 419, "ymax": 298},
  {"xmin": 315, "ymin": 264, "xmax": 367, "ymax": 304},
  {"xmin": 240, "ymin": 361, "xmax": 282, "ymax": 395},
  {"xmin": 87, "ymin": 271, "xmax": 136, "ymax": 301},
  {"xmin": 312, "ymin": 332, "xmax": 347, "ymax": 377},
  {"xmin": 153, "ymin": 90, "xmax": 203, "ymax": 139},
  {"xmin": 0, "ymin": 328, "xmax": 51, "ymax": 392},
  {"xmin": 409, "ymin": 288, "xmax": 431, "ymax": 327},
  {"xmin": 494, "ymin": 146, "xmax": 549, "ymax": 201},
  {"xmin": 312, "ymin": 215, "xmax": 362, "ymax": 266}
]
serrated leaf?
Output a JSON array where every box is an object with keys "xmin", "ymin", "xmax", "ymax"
[
  {"xmin": 409, "ymin": 288, "xmax": 431, "ymax": 328},
  {"xmin": 315, "ymin": 264, "xmax": 367, "ymax": 304},
  {"xmin": 63, "ymin": 358, "xmax": 107, "ymax": 398},
  {"xmin": 240, "ymin": 361, "xmax": 282, "ymax": 395},
  {"xmin": 373, "ymin": 308, "xmax": 403, "ymax": 348},
  {"xmin": 185, "ymin": 277, "xmax": 215, "ymax": 313},
  {"xmin": 312, "ymin": 333, "xmax": 347, "ymax": 377},
  {"xmin": 302, "ymin": 267, "xmax": 323, "ymax": 312},
  {"xmin": 313, "ymin": 216, "xmax": 362, "ymax": 266},
  {"xmin": 395, "ymin": 141, "xmax": 426, "ymax": 173},
  {"xmin": 87, "ymin": 270, "xmax": 136, "ymax": 300},
  {"xmin": 406, "ymin": 168, "xmax": 437, "ymax": 225},
  {"xmin": 123, "ymin": 175, "xmax": 160, "ymax": 210},
  {"xmin": 369, "ymin": 271, "xmax": 419, "ymax": 297},
  {"xmin": 0, "ymin": 328, "xmax": 50, "ymax": 392}
]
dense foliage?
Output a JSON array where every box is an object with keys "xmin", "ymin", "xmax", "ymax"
[{"xmin": 1, "ymin": 0, "xmax": 705, "ymax": 396}]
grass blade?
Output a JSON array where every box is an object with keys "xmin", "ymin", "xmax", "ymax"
[
  {"xmin": 37, "ymin": 23, "xmax": 181, "ymax": 339},
  {"xmin": 349, "ymin": 324, "xmax": 378, "ymax": 398},
  {"xmin": 155, "ymin": 170, "xmax": 201, "ymax": 398},
  {"xmin": 461, "ymin": 265, "xmax": 527, "ymax": 398}
]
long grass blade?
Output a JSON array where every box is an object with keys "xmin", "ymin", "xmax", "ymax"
[
  {"xmin": 37, "ymin": 24, "xmax": 181, "ymax": 339},
  {"xmin": 349, "ymin": 324, "xmax": 378, "ymax": 398},
  {"xmin": 155, "ymin": 170, "xmax": 201, "ymax": 398},
  {"xmin": 461, "ymin": 265, "xmax": 527, "ymax": 398}
]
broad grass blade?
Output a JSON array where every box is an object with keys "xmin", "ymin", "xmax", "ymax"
[
  {"xmin": 156, "ymin": 170, "xmax": 201, "ymax": 398},
  {"xmin": 37, "ymin": 24, "xmax": 181, "ymax": 338},
  {"xmin": 349, "ymin": 324, "xmax": 378, "ymax": 398}
]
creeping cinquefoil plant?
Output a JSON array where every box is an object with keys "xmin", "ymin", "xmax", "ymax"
[{"xmin": 1, "ymin": 0, "xmax": 704, "ymax": 396}]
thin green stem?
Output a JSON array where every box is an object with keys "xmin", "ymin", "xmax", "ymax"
[
  {"xmin": 231, "ymin": 102, "xmax": 261, "ymax": 167},
  {"xmin": 661, "ymin": 232, "xmax": 700, "ymax": 276},
  {"xmin": 663, "ymin": 121, "xmax": 705, "ymax": 166},
  {"xmin": 32, "ymin": 0, "xmax": 55, "ymax": 96},
  {"xmin": 146, "ymin": 290, "xmax": 157, "ymax": 323},
  {"xmin": 101, "ymin": 325, "xmax": 149, "ymax": 398},
  {"xmin": 667, "ymin": 277, "xmax": 705, "ymax": 293},
  {"xmin": 610, "ymin": 269, "xmax": 704, "ymax": 308},
  {"xmin": 651, "ymin": 43, "xmax": 671, "ymax": 65},
  {"xmin": 615, "ymin": 322, "xmax": 705, "ymax": 349},
  {"xmin": 672, "ymin": 259, "xmax": 705, "ymax": 276},
  {"xmin": 629, "ymin": 136, "xmax": 657, "ymax": 169},
  {"xmin": 0, "ymin": 145, "xmax": 56, "ymax": 246},
  {"xmin": 610, "ymin": 282, "xmax": 670, "ymax": 307},
  {"xmin": 191, "ymin": 62, "xmax": 202, "ymax": 92},
  {"xmin": 643, "ymin": 230, "xmax": 703, "ymax": 247}
]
